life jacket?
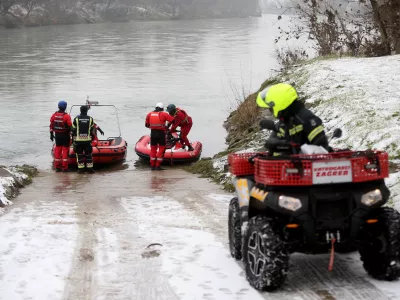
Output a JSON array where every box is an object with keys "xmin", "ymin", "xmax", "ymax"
[
  {"xmin": 52, "ymin": 112, "xmax": 69, "ymax": 133},
  {"xmin": 149, "ymin": 112, "xmax": 166, "ymax": 130},
  {"xmin": 74, "ymin": 115, "xmax": 94, "ymax": 142},
  {"xmin": 176, "ymin": 108, "xmax": 189, "ymax": 124}
]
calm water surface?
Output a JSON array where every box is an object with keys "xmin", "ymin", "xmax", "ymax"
[{"xmin": 0, "ymin": 15, "xmax": 285, "ymax": 169}]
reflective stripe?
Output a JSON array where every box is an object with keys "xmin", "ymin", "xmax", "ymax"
[
  {"xmin": 54, "ymin": 159, "xmax": 61, "ymax": 162},
  {"xmin": 75, "ymin": 117, "xmax": 93, "ymax": 142},
  {"xmin": 52, "ymin": 112, "xmax": 70, "ymax": 132},
  {"xmin": 157, "ymin": 158, "xmax": 163, "ymax": 161},
  {"xmin": 277, "ymin": 127, "xmax": 285, "ymax": 138},
  {"xmin": 289, "ymin": 125, "xmax": 303, "ymax": 135},
  {"xmin": 308, "ymin": 125, "xmax": 324, "ymax": 142},
  {"xmin": 149, "ymin": 112, "xmax": 166, "ymax": 130},
  {"xmin": 150, "ymin": 158, "xmax": 157, "ymax": 161}
]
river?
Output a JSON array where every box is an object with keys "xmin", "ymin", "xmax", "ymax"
[{"xmin": 0, "ymin": 15, "xmax": 286, "ymax": 169}]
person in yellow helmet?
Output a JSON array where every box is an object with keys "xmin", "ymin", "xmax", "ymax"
[{"xmin": 257, "ymin": 83, "xmax": 329, "ymax": 152}]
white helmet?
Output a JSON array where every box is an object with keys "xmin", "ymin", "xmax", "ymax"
[{"xmin": 156, "ymin": 102, "xmax": 164, "ymax": 109}]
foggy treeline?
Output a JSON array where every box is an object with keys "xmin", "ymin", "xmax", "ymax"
[{"xmin": 0, "ymin": 0, "xmax": 261, "ymax": 25}]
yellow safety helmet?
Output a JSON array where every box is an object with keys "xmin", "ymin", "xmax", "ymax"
[{"xmin": 256, "ymin": 83, "xmax": 298, "ymax": 118}]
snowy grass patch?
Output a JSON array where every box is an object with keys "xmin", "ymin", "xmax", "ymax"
[{"xmin": 0, "ymin": 166, "xmax": 37, "ymax": 213}]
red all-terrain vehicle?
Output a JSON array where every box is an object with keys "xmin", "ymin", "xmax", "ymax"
[{"xmin": 228, "ymin": 119, "xmax": 400, "ymax": 291}]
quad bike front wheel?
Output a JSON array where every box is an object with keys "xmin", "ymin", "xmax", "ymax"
[
  {"xmin": 243, "ymin": 216, "xmax": 289, "ymax": 291},
  {"xmin": 359, "ymin": 207, "xmax": 400, "ymax": 281},
  {"xmin": 228, "ymin": 197, "xmax": 242, "ymax": 260}
]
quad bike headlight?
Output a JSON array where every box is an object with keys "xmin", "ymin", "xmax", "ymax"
[
  {"xmin": 361, "ymin": 189, "xmax": 382, "ymax": 206},
  {"xmin": 279, "ymin": 196, "xmax": 302, "ymax": 211}
]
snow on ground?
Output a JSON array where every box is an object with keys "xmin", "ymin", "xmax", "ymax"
[
  {"xmin": 119, "ymin": 195, "xmax": 262, "ymax": 300},
  {"xmin": 0, "ymin": 168, "xmax": 28, "ymax": 214},
  {"xmin": 0, "ymin": 201, "xmax": 78, "ymax": 300}
]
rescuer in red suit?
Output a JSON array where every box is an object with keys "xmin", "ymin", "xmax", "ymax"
[
  {"xmin": 145, "ymin": 102, "xmax": 175, "ymax": 170},
  {"xmin": 50, "ymin": 100, "xmax": 72, "ymax": 172},
  {"xmin": 91, "ymin": 123, "xmax": 105, "ymax": 146},
  {"xmin": 166, "ymin": 104, "xmax": 194, "ymax": 151}
]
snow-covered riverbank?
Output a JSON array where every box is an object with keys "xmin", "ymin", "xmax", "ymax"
[
  {"xmin": 0, "ymin": 166, "xmax": 37, "ymax": 214},
  {"xmin": 190, "ymin": 54, "xmax": 400, "ymax": 208}
]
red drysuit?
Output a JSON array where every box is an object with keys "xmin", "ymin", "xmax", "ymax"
[{"xmin": 50, "ymin": 111, "xmax": 72, "ymax": 171}]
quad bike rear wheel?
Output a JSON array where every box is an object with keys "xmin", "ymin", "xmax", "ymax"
[
  {"xmin": 359, "ymin": 207, "xmax": 400, "ymax": 281},
  {"xmin": 228, "ymin": 197, "xmax": 242, "ymax": 260},
  {"xmin": 243, "ymin": 216, "xmax": 289, "ymax": 291}
]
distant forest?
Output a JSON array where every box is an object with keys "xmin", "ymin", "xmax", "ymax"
[{"xmin": 0, "ymin": 0, "xmax": 261, "ymax": 28}]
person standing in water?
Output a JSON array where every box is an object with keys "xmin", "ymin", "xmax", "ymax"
[
  {"xmin": 72, "ymin": 105, "xmax": 95, "ymax": 173},
  {"xmin": 145, "ymin": 102, "xmax": 175, "ymax": 170},
  {"xmin": 50, "ymin": 100, "xmax": 72, "ymax": 172}
]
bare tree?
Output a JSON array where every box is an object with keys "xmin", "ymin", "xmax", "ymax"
[
  {"xmin": 24, "ymin": 0, "xmax": 38, "ymax": 18},
  {"xmin": 368, "ymin": 0, "xmax": 400, "ymax": 53},
  {"xmin": 0, "ymin": 0, "xmax": 17, "ymax": 15},
  {"xmin": 277, "ymin": 0, "xmax": 396, "ymax": 57}
]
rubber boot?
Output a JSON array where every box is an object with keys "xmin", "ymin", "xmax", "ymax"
[{"xmin": 188, "ymin": 145, "xmax": 194, "ymax": 151}]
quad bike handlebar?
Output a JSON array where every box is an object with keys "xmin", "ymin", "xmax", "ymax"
[{"xmin": 259, "ymin": 118, "xmax": 342, "ymax": 155}]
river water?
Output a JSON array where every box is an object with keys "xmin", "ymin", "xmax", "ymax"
[{"xmin": 0, "ymin": 15, "xmax": 286, "ymax": 169}]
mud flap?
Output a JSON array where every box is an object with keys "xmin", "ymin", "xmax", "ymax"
[{"xmin": 232, "ymin": 177, "xmax": 255, "ymax": 235}]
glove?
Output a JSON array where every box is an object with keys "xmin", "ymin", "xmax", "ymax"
[
  {"xmin": 50, "ymin": 132, "xmax": 54, "ymax": 142},
  {"xmin": 259, "ymin": 119, "xmax": 277, "ymax": 131},
  {"xmin": 98, "ymin": 128, "xmax": 104, "ymax": 135},
  {"xmin": 264, "ymin": 138, "xmax": 291, "ymax": 151}
]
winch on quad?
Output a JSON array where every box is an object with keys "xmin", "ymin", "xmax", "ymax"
[{"xmin": 228, "ymin": 119, "xmax": 400, "ymax": 292}]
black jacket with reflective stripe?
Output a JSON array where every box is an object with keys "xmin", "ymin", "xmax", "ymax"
[
  {"xmin": 279, "ymin": 102, "xmax": 329, "ymax": 150},
  {"xmin": 72, "ymin": 114, "xmax": 94, "ymax": 142}
]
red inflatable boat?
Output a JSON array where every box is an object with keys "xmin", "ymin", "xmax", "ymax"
[
  {"xmin": 52, "ymin": 137, "xmax": 128, "ymax": 167},
  {"xmin": 51, "ymin": 99, "xmax": 128, "ymax": 168},
  {"xmin": 135, "ymin": 132, "xmax": 202, "ymax": 164}
]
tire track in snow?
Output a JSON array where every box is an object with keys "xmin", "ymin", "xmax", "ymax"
[
  {"xmin": 120, "ymin": 195, "xmax": 264, "ymax": 300},
  {"xmin": 62, "ymin": 172, "xmax": 180, "ymax": 300},
  {"xmin": 0, "ymin": 170, "xmax": 397, "ymax": 300}
]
